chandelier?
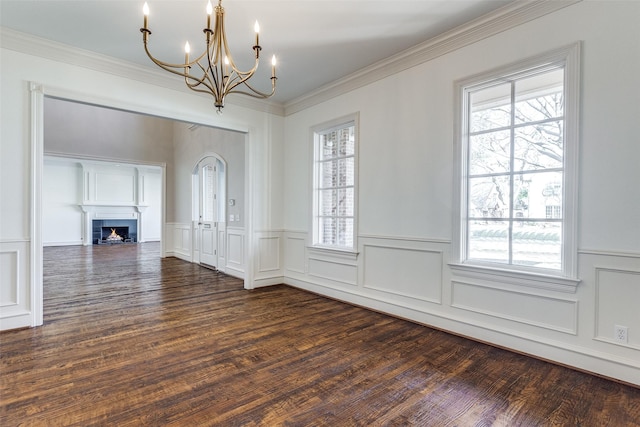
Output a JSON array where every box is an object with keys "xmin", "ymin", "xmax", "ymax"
[{"xmin": 140, "ymin": 0, "xmax": 277, "ymax": 113}]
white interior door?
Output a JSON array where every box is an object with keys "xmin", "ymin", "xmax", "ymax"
[{"xmin": 198, "ymin": 159, "xmax": 218, "ymax": 268}]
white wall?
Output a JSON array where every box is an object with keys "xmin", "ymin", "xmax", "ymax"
[
  {"xmin": 282, "ymin": 1, "xmax": 640, "ymax": 386},
  {"xmin": 42, "ymin": 159, "xmax": 83, "ymax": 245}
]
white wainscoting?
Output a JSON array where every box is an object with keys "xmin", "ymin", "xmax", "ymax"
[
  {"xmin": 251, "ymin": 230, "xmax": 283, "ymax": 286},
  {"xmin": 308, "ymin": 255, "xmax": 357, "ymax": 287},
  {"xmin": 217, "ymin": 222, "xmax": 226, "ymax": 273},
  {"xmin": 284, "ymin": 232, "xmax": 307, "ymax": 276},
  {"xmin": 362, "ymin": 242, "xmax": 443, "ymax": 304},
  {"xmin": 226, "ymin": 227, "xmax": 245, "ymax": 279},
  {"xmin": 595, "ymin": 267, "xmax": 640, "ymax": 349},
  {"xmin": 0, "ymin": 239, "xmax": 32, "ymax": 330},
  {"xmin": 165, "ymin": 222, "xmax": 191, "ymax": 261},
  {"xmin": 165, "ymin": 222, "xmax": 245, "ymax": 278},
  {"xmin": 282, "ymin": 231, "xmax": 640, "ymax": 386},
  {"xmin": 451, "ymin": 280, "xmax": 578, "ymax": 334},
  {"xmin": 583, "ymin": 250, "xmax": 640, "ymax": 352}
]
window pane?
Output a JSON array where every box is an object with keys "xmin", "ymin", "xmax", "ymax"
[
  {"xmin": 319, "ymin": 189, "xmax": 336, "ymax": 216},
  {"xmin": 337, "ymin": 159, "xmax": 349, "ymax": 187},
  {"xmin": 337, "ymin": 218, "xmax": 354, "ymax": 247},
  {"xmin": 468, "ymin": 176, "xmax": 510, "ymax": 219},
  {"xmin": 321, "ymin": 132, "xmax": 338, "ymax": 160},
  {"xmin": 512, "ymin": 221, "xmax": 561, "ymax": 269},
  {"xmin": 521, "ymin": 172, "xmax": 562, "ymax": 220},
  {"xmin": 345, "ymin": 157, "xmax": 355, "ymax": 186},
  {"xmin": 469, "ymin": 130, "xmax": 511, "ymax": 175},
  {"xmin": 339, "ymin": 127, "xmax": 355, "ymax": 156},
  {"xmin": 470, "ymin": 83, "xmax": 511, "ymax": 132},
  {"xmin": 515, "ymin": 70, "xmax": 564, "ymax": 124},
  {"xmin": 514, "ymin": 120, "xmax": 563, "ymax": 171},
  {"xmin": 202, "ymin": 164, "xmax": 215, "ymax": 222},
  {"xmin": 337, "ymin": 188, "xmax": 354, "ymax": 216},
  {"xmin": 468, "ymin": 220, "xmax": 509, "ymax": 264},
  {"xmin": 319, "ymin": 217, "xmax": 336, "ymax": 246},
  {"xmin": 319, "ymin": 160, "xmax": 337, "ymax": 188},
  {"xmin": 512, "ymin": 175, "xmax": 530, "ymax": 219}
]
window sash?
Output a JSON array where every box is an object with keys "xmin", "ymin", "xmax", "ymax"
[
  {"xmin": 454, "ymin": 43, "xmax": 581, "ymax": 280},
  {"xmin": 312, "ymin": 119, "xmax": 357, "ymax": 250},
  {"xmin": 464, "ymin": 75, "xmax": 565, "ymax": 269}
]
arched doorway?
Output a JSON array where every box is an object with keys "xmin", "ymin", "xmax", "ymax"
[{"xmin": 192, "ymin": 155, "xmax": 227, "ymax": 270}]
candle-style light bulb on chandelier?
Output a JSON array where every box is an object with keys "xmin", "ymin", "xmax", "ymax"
[{"xmin": 140, "ymin": 0, "xmax": 277, "ymax": 113}]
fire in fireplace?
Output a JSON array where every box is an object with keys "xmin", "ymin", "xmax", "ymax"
[
  {"xmin": 101, "ymin": 227, "xmax": 131, "ymax": 244},
  {"xmin": 92, "ymin": 219, "xmax": 138, "ymax": 244}
]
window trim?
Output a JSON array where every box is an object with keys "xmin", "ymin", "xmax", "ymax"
[
  {"xmin": 310, "ymin": 113, "xmax": 359, "ymax": 253},
  {"xmin": 452, "ymin": 43, "xmax": 581, "ymax": 287}
]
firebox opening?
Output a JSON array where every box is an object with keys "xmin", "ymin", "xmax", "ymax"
[{"xmin": 92, "ymin": 219, "xmax": 138, "ymax": 244}]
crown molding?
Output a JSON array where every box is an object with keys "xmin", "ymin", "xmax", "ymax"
[
  {"xmin": 0, "ymin": 27, "xmax": 285, "ymax": 117},
  {"xmin": 283, "ymin": 0, "xmax": 581, "ymax": 116}
]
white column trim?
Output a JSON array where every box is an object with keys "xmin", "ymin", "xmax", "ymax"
[{"xmin": 30, "ymin": 82, "xmax": 44, "ymax": 327}]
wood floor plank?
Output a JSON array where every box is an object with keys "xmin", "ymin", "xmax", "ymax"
[{"xmin": 1, "ymin": 242, "xmax": 639, "ymax": 426}]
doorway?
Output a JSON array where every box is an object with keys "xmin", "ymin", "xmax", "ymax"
[
  {"xmin": 27, "ymin": 83, "xmax": 252, "ymax": 328},
  {"xmin": 192, "ymin": 155, "xmax": 226, "ymax": 269}
]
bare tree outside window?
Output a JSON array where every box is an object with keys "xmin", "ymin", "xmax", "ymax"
[{"xmin": 466, "ymin": 68, "xmax": 565, "ymax": 269}]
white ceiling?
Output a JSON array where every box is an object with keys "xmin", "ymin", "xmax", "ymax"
[{"xmin": 0, "ymin": 0, "xmax": 515, "ymax": 105}]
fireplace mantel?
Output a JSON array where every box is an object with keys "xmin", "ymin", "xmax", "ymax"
[
  {"xmin": 80, "ymin": 204, "xmax": 148, "ymax": 245},
  {"xmin": 77, "ymin": 161, "xmax": 155, "ymax": 245},
  {"xmin": 80, "ymin": 203, "xmax": 148, "ymax": 214}
]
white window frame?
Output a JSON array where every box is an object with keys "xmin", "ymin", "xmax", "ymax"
[
  {"xmin": 310, "ymin": 113, "xmax": 359, "ymax": 253},
  {"xmin": 452, "ymin": 43, "xmax": 581, "ymax": 291}
]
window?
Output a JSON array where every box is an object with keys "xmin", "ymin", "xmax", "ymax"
[
  {"xmin": 312, "ymin": 115, "xmax": 358, "ymax": 250},
  {"xmin": 454, "ymin": 44, "xmax": 580, "ymax": 280}
]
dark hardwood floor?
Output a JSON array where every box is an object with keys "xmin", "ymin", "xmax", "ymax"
[{"xmin": 1, "ymin": 243, "xmax": 639, "ymax": 426}]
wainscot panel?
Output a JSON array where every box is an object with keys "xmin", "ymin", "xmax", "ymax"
[
  {"xmin": 451, "ymin": 280, "xmax": 578, "ymax": 334},
  {"xmin": 258, "ymin": 235, "xmax": 281, "ymax": 273},
  {"xmin": 0, "ymin": 240, "xmax": 32, "ymax": 330},
  {"xmin": 308, "ymin": 257, "xmax": 357, "ymax": 286},
  {"xmin": 217, "ymin": 223, "xmax": 226, "ymax": 272},
  {"xmin": 284, "ymin": 233, "xmax": 306, "ymax": 275},
  {"xmin": 165, "ymin": 223, "xmax": 191, "ymax": 261},
  {"xmin": 226, "ymin": 228, "xmax": 245, "ymax": 277},
  {"xmin": 362, "ymin": 243, "xmax": 442, "ymax": 304},
  {"xmin": 253, "ymin": 231, "xmax": 283, "ymax": 284},
  {"xmin": 595, "ymin": 267, "xmax": 640, "ymax": 350},
  {"xmin": 0, "ymin": 248, "xmax": 19, "ymax": 307}
]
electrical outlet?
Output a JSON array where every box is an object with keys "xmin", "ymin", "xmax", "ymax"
[{"xmin": 614, "ymin": 325, "xmax": 628, "ymax": 343}]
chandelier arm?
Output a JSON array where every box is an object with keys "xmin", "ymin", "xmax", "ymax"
[
  {"xmin": 223, "ymin": 47, "xmax": 260, "ymax": 79},
  {"xmin": 192, "ymin": 60, "xmax": 219, "ymax": 95},
  {"xmin": 227, "ymin": 79, "xmax": 277, "ymax": 99},
  {"xmin": 222, "ymin": 56, "xmax": 260, "ymax": 93},
  {"xmin": 185, "ymin": 75, "xmax": 216, "ymax": 96},
  {"xmin": 144, "ymin": 42, "xmax": 209, "ymax": 70},
  {"xmin": 143, "ymin": 46, "xmax": 219, "ymax": 98},
  {"xmin": 223, "ymin": 62, "xmax": 276, "ymax": 98}
]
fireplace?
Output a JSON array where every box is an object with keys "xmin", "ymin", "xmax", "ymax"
[{"xmin": 92, "ymin": 219, "xmax": 138, "ymax": 244}]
